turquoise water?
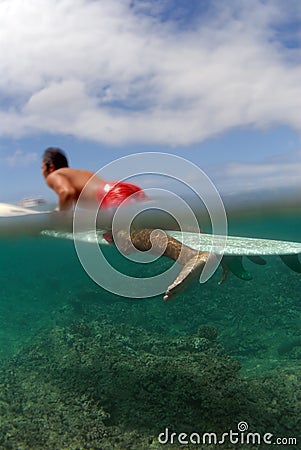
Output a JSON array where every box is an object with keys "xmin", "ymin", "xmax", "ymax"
[{"xmin": 0, "ymin": 204, "xmax": 300, "ymax": 449}]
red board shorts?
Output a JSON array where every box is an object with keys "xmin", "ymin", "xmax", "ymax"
[
  {"xmin": 96, "ymin": 181, "xmax": 148, "ymax": 244},
  {"xmin": 96, "ymin": 181, "xmax": 148, "ymax": 209}
]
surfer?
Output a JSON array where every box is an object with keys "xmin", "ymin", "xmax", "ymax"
[{"xmin": 42, "ymin": 147, "xmax": 252, "ymax": 300}]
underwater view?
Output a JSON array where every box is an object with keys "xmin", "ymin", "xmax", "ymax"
[{"xmin": 0, "ymin": 201, "xmax": 300, "ymax": 449}]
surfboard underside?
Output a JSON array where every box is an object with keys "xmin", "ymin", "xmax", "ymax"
[
  {"xmin": 1, "ymin": 203, "xmax": 301, "ymax": 256},
  {"xmin": 40, "ymin": 229, "xmax": 301, "ymax": 256}
]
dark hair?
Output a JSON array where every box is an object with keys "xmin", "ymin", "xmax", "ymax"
[{"xmin": 42, "ymin": 147, "xmax": 69, "ymax": 170}]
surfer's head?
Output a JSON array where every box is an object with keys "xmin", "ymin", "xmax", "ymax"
[{"xmin": 42, "ymin": 148, "xmax": 69, "ymax": 176}]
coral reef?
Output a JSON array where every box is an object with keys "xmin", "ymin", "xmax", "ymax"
[{"xmin": 0, "ymin": 320, "xmax": 300, "ymax": 449}]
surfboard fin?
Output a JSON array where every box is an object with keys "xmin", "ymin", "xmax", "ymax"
[
  {"xmin": 247, "ymin": 255, "xmax": 267, "ymax": 265},
  {"xmin": 280, "ymin": 254, "xmax": 301, "ymax": 273},
  {"xmin": 222, "ymin": 256, "xmax": 253, "ymax": 281}
]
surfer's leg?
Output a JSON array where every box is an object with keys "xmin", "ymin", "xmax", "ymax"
[
  {"xmin": 117, "ymin": 228, "xmax": 204, "ymax": 262},
  {"xmin": 115, "ymin": 228, "xmax": 211, "ymax": 301},
  {"xmin": 163, "ymin": 252, "xmax": 212, "ymax": 301}
]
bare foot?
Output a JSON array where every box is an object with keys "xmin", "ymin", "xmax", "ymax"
[
  {"xmin": 163, "ymin": 252, "xmax": 209, "ymax": 301},
  {"xmin": 218, "ymin": 263, "xmax": 230, "ymax": 285}
]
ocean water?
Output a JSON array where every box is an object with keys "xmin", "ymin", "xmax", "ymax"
[{"xmin": 0, "ymin": 202, "xmax": 300, "ymax": 449}]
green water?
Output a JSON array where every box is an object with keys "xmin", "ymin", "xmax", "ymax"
[{"xmin": 0, "ymin": 208, "xmax": 300, "ymax": 449}]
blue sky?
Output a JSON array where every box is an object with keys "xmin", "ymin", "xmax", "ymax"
[{"xmin": 0, "ymin": 0, "xmax": 301, "ymax": 203}]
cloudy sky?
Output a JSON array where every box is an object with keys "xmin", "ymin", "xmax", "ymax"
[{"xmin": 0, "ymin": 0, "xmax": 301, "ymax": 202}]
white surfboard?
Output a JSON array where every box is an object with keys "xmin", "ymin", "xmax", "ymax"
[
  {"xmin": 40, "ymin": 229, "xmax": 301, "ymax": 256},
  {"xmin": 1, "ymin": 202, "xmax": 301, "ymax": 257}
]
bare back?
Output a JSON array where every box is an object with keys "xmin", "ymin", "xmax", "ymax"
[{"xmin": 46, "ymin": 167, "xmax": 105, "ymax": 208}]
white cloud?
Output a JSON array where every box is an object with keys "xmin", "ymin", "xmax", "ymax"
[
  {"xmin": 210, "ymin": 150, "xmax": 301, "ymax": 194},
  {"xmin": 4, "ymin": 150, "xmax": 38, "ymax": 167},
  {"xmin": 0, "ymin": 0, "xmax": 301, "ymax": 145}
]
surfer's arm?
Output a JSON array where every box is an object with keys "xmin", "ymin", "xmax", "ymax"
[{"xmin": 46, "ymin": 173, "xmax": 76, "ymax": 211}]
